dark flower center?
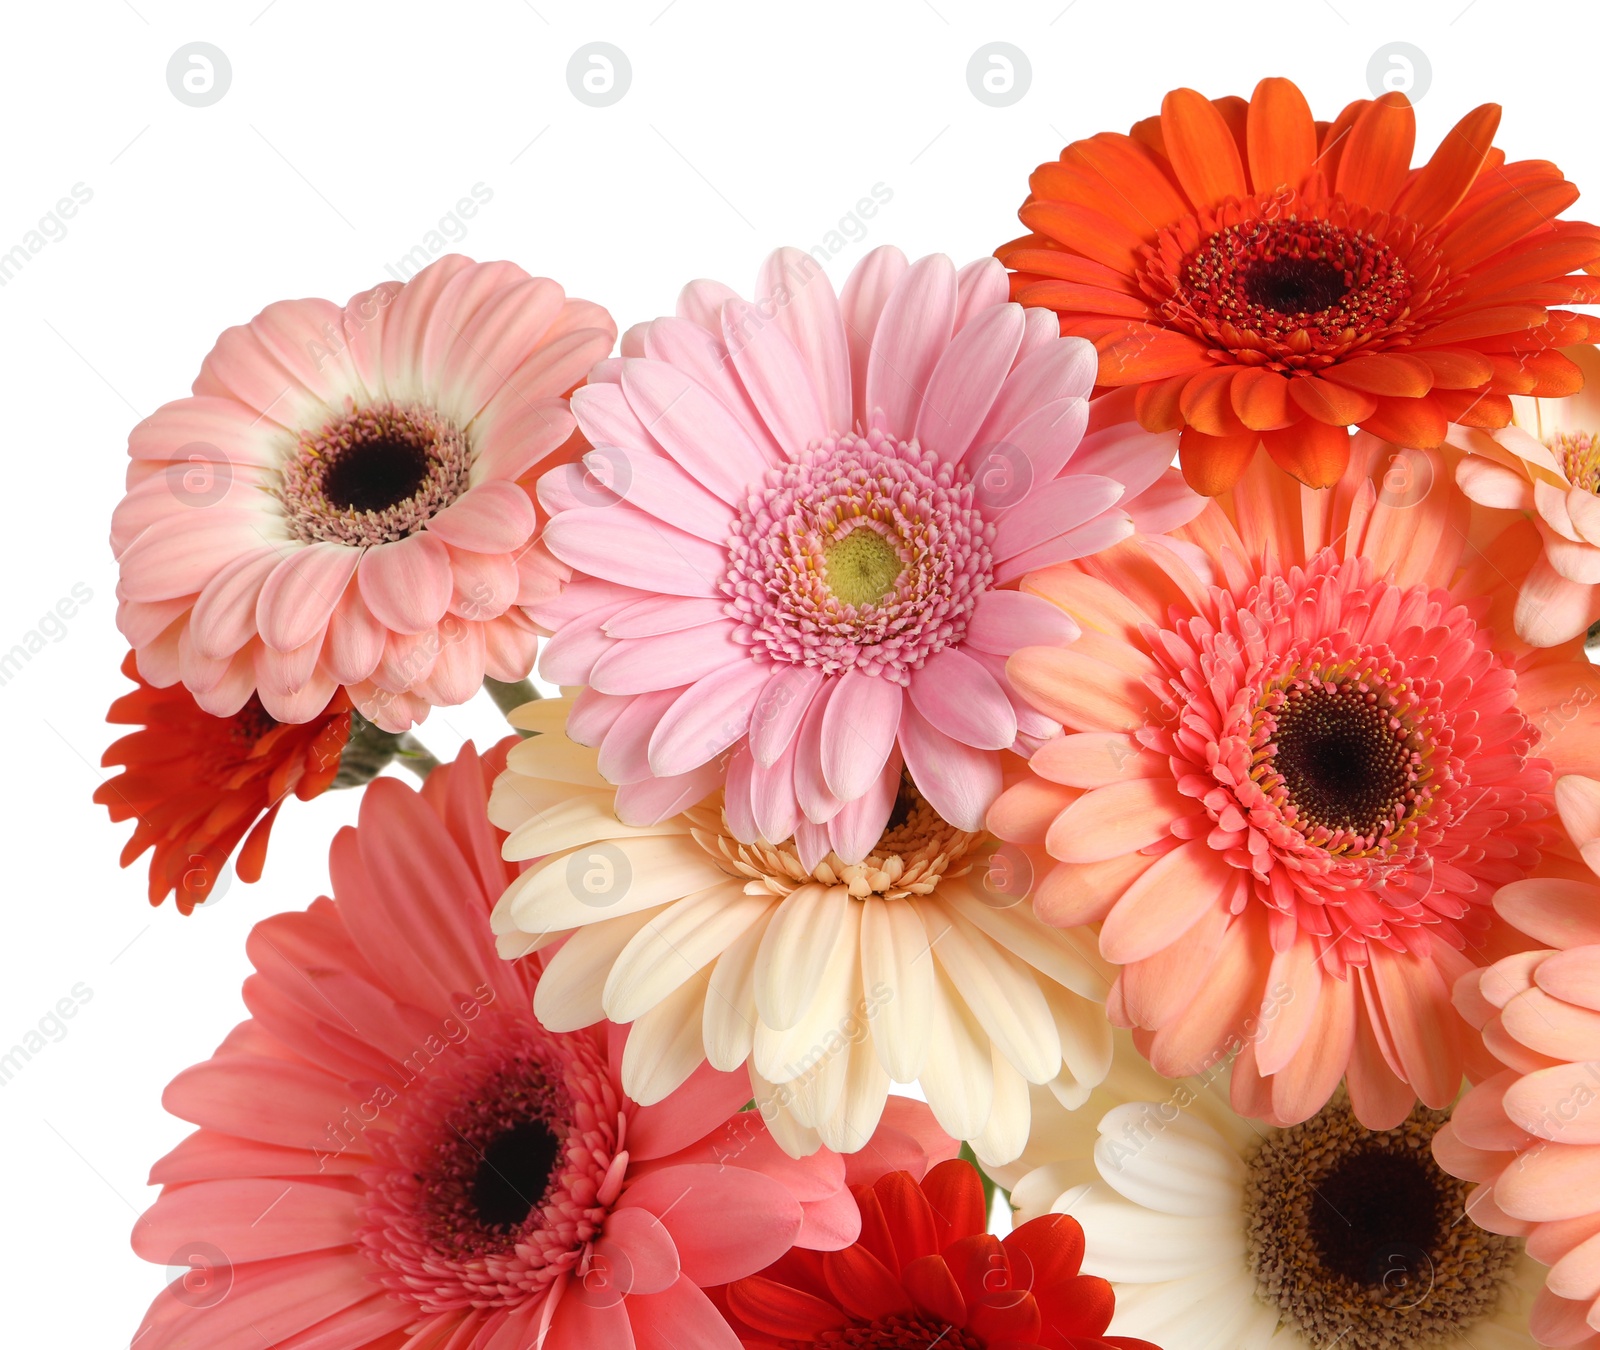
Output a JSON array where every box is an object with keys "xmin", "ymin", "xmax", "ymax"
[
  {"xmin": 820, "ymin": 1317, "xmax": 984, "ymax": 1349},
  {"xmin": 470, "ymin": 1117, "xmax": 563, "ymax": 1230},
  {"xmin": 322, "ymin": 436, "xmax": 432, "ymax": 514},
  {"xmin": 1267, "ymin": 681, "xmax": 1419, "ymax": 842},
  {"xmin": 1240, "ymin": 254, "xmax": 1350, "ymax": 314},
  {"xmin": 228, "ymin": 695, "xmax": 278, "ymax": 746},
  {"xmin": 1307, "ymin": 1148, "xmax": 1442, "ymax": 1286}
]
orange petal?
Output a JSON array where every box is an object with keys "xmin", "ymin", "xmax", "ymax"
[
  {"xmin": 1261, "ymin": 421, "xmax": 1351, "ymax": 488},
  {"xmin": 1159, "ymin": 86, "xmax": 1249, "ymax": 209},
  {"xmin": 1393, "ymin": 103, "xmax": 1502, "ymax": 231},
  {"xmin": 1018, "ymin": 200, "xmax": 1143, "ymax": 273},
  {"xmin": 1423, "ymin": 304, "xmax": 1547, "ymax": 347},
  {"xmin": 1179, "ymin": 367, "xmax": 1248, "ymax": 436},
  {"xmin": 1016, "ymin": 279, "xmax": 1152, "ymax": 319},
  {"xmin": 1288, "ymin": 375, "xmax": 1378, "ymax": 426},
  {"xmin": 1066, "ymin": 133, "xmax": 1190, "ymax": 231},
  {"xmin": 1095, "ymin": 326, "xmax": 1215, "ymax": 383},
  {"xmin": 1359, "ymin": 395, "xmax": 1449, "ymax": 448},
  {"xmin": 1521, "ymin": 349, "xmax": 1586, "ymax": 398},
  {"xmin": 1432, "ymin": 389, "xmax": 1511, "ymax": 428},
  {"xmin": 1211, "ymin": 94, "xmax": 1250, "ymax": 164},
  {"xmin": 1321, "ymin": 353, "xmax": 1434, "ymax": 398},
  {"xmin": 1313, "ymin": 99, "xmax": 1368, "ymax": 190},
  {"xmin": 1246, "ymin": 77, "xmax": 1317, "ymax": 193},
  {"xmin": 1178, "ymin": 426, "xmax": 1260, "ymax": 495},
  {"xmin": 1231, "ymin": 367, "xmax": 1298, "ymax": 430},
  {"xmin": 1335, "ymin": 92, "xmax": 1416, "ymax": 213},
  {"xmin": 1133, "ymin": 373, "xmax": 1191, "ymax": 432},
  {"xmin": 1412, "ymin": 347, "xmax": 1495, "ymax": 389},
  {"xmin": 1000, "ymin": 248, "xmax": 1140, "ymax": 290},
  {"xmin": 1440, "ymin": 179, "xmax": 1582, "ymax": 273}
]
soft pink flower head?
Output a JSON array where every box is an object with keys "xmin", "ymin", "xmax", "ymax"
[
  {"xmin": 130, "ymin": 739, "xmax": 955, "ymax": 1350},
  {"xmin": 991, "ymin": 438, "xmax": 1600, "ymax": 1132},
  {"xmin": 112, "ymin": 255, "xmax": 615, "ymax": 731},
  {"xmin": 1435, "ymin": 773, "xmax": 1600, "ymax": 1347},
  {"xmin": 1455, "ymin": 343, "xmax": 1600, "ymax": 647},
  {"xmin": 531, "ymin": 245, "xmax": 1201, "ymax": 864}
]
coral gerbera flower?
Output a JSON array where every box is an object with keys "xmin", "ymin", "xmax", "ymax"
[
  {"xmin": 998, "ymin": 77, "xmax": 1600, "ymax": 494},
  {"xmin": 998, "ymin": 1041, "xmax": 1543, "ymax": 1350},
  {"xmin": 96, "ymin": 650, "xmax": 349, "ymax": 912},
  {"xmin": 112, "ymin": 254, "xmax": 615, "ymax": 731},
  {"xmin": 531, "ymin": 244, "xmax": 1199, "ymax": 860},
  {"xmin": 131, "ymin": 738, "xmax": 907, "ymax": 1350},
  {"xmin": 1455, "ymin": 343, "xmax": 1600, "ymax": 646},
  {"xmin": 489, "ymin": 699, "xmax": 1114, "ymax": 1165},
  {"xmin": 1434, "ymin": 773, "xmax": 1600, "ymax": 1348},
  {"xmin": 989, "ymin": 436, "xmax": 1600, "ymax": 1130},
  {"xmin": 714, "ymin": 1158, "xmax": 1159, "ymax": 1350}
]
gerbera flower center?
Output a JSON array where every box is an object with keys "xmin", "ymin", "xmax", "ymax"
[
  {"xmin": 694, "ymin": 777, "xmax": 982, "ymax": 899},
  {"xmin": 1139, "ymin": 196, "xmax": 1430, "ymax": 371},
  {"xmin": 1245, "ymin": 1096, "xmax": 1517, "ymax": 1350},
  {"xmin": 278, "ymin": 400, "xmax": 471, "ymax": 547},
  {"xmin": 723, "ymin": 427, "xmax": 995, "ymax": 685},
  {"xmin": 1552, "ymin": 429, "xmax": 1600, "ymax": 493},
  {"xmin": 816, "ymin": 1317, "xmax": 984, "ymax": 1349},
  {"xmin": 1265, "ymin": 680, "xmax": 1421, "ymax": 842},
  {"xmin": 358, "ymin": 1015, "xmax": 625, "ymax": 1313},
  {"xmin": 227, "ymin": 694, "xmax": 277, "ymax": 747}
]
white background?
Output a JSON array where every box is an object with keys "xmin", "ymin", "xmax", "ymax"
[{"xmin": 0, "ymin": 0, "xmax": 1592, "ymax": 1341}]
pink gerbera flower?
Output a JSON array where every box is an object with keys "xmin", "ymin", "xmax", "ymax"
[
  {"xmin": 130, "ymin": 739, "xmax": 951, "ymax": 1350},
  {"xmin": 990, "ymin": 436, "xmax": 1600, "ymax": 1131},
  {"xmin": 1435, "ymin": 773, "xmax": 1600, "ymax": 1348},
  {"xmin": 531, "ymin": 245, "xmax": 1200, "ymax": 863},
  {"xmin": 112, "ymin": 255, "xmax": 615, "ymax": 731}
]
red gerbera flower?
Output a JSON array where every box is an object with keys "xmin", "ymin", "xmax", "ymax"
[
  {"xmin": 714, "ymin": 1159, "xmax": 1159, "ymax": 1349},
  {"xmin": 96, "ymin": 651, "xmax": 350, "ymax": 912},
  {"xmin": 997, "ymin": 77, "xmax": 1600, "ymax": 493}
]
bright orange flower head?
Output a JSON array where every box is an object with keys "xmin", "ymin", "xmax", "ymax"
[
  {"xmin": 96, "ymin": 652, "xmax": 351, "ymax": 913},
  {"xmin": 997, "ymin": 78, "xmax": 1600, "ymax": 494}
]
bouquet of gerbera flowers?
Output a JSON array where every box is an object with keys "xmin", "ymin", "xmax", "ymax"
[{"xmin": 104, "ymin": 76, "xmax": 1600, "ymax": 1350}]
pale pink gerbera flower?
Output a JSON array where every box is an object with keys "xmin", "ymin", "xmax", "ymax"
[
  {"xmin": 1455, "ymin": 344, "xmax": 1600, "ymax": 647},
  {"xmin": 990, "ymin": 437, "xmax": 1600, "ymax": 1131},
  {"xmin": 531, "ymin": 245, "xmax": 1200, "ymax": 862},
  {"xmin": 129, "ymin": 740, "xmax": 952, "ymax": 1350},
  {"xmin": 112, "ymin": 255, "xmax": 615, "ymax": 731},
  {"xmin": 1435, "ymin": 773, "xmax": 1600, "ymax": 1348}
]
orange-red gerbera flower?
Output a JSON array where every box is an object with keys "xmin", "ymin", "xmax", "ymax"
[
  {"xmin": 997, "ymin": 77, "xmax": 1600, "ymax": 494},
  {"xmin": 96, "ymin": 652, "xmax": 350, "ymax": 912}
]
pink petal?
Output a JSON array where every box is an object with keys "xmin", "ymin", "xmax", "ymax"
[
  {"xmin": 995, "ymin": 510, "xmax": 1135, "ymax": 584},
  {"xmin": 1516, "ymin": 553, "xmax": 1599, "ymax": 647},
  {"xmin": 865, "ymin": 254, "xmax": 956, "ymax": 438},
  {"xmin": 1044, "ymin": 777, "xmax": 1186, "ymax": 863},
  {"xmin": 256, "ymin": 543, "xmax": 360, "ymax": 653},
  {"xmin": 1069, "ymin": 420, "xmax": 1182, "ymax": 501},
  {"xmin": 757, "ymin": 247, "xmax": 852, "ymax": 431},
  {"xmin": 994, "ymin": 476, "xmax": 1127, "ymax": 563},
  {"xmin": 750, "ymin": 666, "xmax": 824, "ymax": 767},
  {"xmin": 629, "ymin": 1060, "xmax": 754, "ymax": 1161},
  {"xmin": 840, "ymin": 246, "xmax": 909, "ymax": 428},
  {"xmin": 721, "ymin": 300, "xmax": 829, "ymax": 457},
  {"xmin": 470, "ymin": 392, "xmax": 576, "ymax": 483},
  {"xmin": 1124, "ymin": 469, "xmax": 1208, "ymax": 535},
  {"xmin": 188, "ymin": 547, "xmax": 282, "ymax": 660},
  {"xmin": 907, "ymin": 648, "xmax": 1017, "ymax": 751},
  {"xmin": 133, "ymin": 1179, "xmax": 360, "ymax": 1264},
  {"xmin": 1098, "ymin": 839, "xmax": 1233, "ymax": 965},
  {"xmin": 621, "ymin": 358, "xmax": 772, "ymax": 502},
  {"xmin": 751, "ymin": 736, "xmax": 803, "ymax": 843},
  {"xmin": 357, "ymin": 532, "xmax": 453, "ymax": 635},
  {"xmin": 424, "ymin": 480, "xmax": 537, "ymax": 553},
  {"xmin": 793, "ymin": 679, "xmax": 844, "ymax": 825},
  {"xmin": 537, "ymin": 598, "xmax": 631, "ymax": 686},
  {"xmin": 953, "ymin": 258, "xmax": 1010, "ymax": 329},
  {"xmin": 820, "ymin": 670, "xmax": 904, "ymax": 801},
  {"xmin": 592, "ymin": 1207, "xmax": 680, "ymax": 1299},
  {"xmin": 626, "ymin": 1277, "xmax": 744, "ymax": 1350},
  {"xmin": 913, "ymin": 303, "xmax": 1025, "ymax": 466},
  {"xmin": 677, "ymin": 278, "xmax": 741, "ymax": 332},
  {"xmin": 118, "ymin": 511, "xmax": 284, "ymax": 603},
  {"xmin": 584, "ymin": 447, "xmax": 735, "ymax": 542},
  {"xmin": 589, "ymin": 624, "xmax": 745, "ymax": 697},
  {"xmin": 967, "ymin": 338, "xmax": 1097, "ymax": 470},
  {"xmin": 548, "ymin": 1288, "xmax": 635, "ymax": 1349},
  {"xmin": 648, "ymin": 661, "xmax": 773, "ymax": 777},
  {"xmin": 447, "ymin": 545, "xmax": 519, "ymax": 621},
  {"xmin": 599, "ymin": 688, "xmax": 680, "ymax": 783},
  {"xmin": 542, "ymin": 506, "xmax": 727, "ymax": 598},
  {"xmin": 413, "ymin": 618, "xmax": 487, "ymax": 705},
  {"xmin": 618, "ymin": 1163, "xmax": 803, "ymax": 1286},
  {"xmin": 964, "ymin": 590, "xmax": 1080, "ymax": 655},
  {"xmin": 896, "ymin": 701, "xmax": 1002, "ymax": 832},
  {"xmin": 605, "ymin": 596, "xmax": 730, "ymax": 639},
  {"xmin": 614, "ymin": 762, "xmax": 726, "ymax": 825},
  {"xmin": 964, "ymin": 397, "xmax": 1090, "ymax": 507},
  {"xmin": 827, "ymin": 750, "xmax": 902, "ymax": 864},
  {"xmin": 640, "ymin": 316, "xmax": 785, "ymax": 464}
]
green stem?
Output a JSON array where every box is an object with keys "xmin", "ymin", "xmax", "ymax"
[
  {"xmin": 392, "ymin": 733, "xmax": 441, "ymax": 779},
  {"xmin": 331, "ymin": 714, "xmax": 441, "ymax": 787},
  {"xmin": 484, "ymin": 677, "xmax": 540, "ymax": 732}
]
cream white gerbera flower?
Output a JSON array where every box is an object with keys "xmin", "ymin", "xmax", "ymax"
[
  {"xmin": 489, "ymin": 698, "xmax": 1113, "ymax": 1163},
  {"xmin": 1000, "ymin": 1041, "xmax": 1543, "ymax": 1350}
]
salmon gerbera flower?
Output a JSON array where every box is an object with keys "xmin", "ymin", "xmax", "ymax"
[
  {"xmin": 111, "ymin": 255, "xmax": 615, "ymax": 731},
  {"xmin": 531, "ymin": 245, "xmax": 1199, "ymax": 861},
  {"xmin": 989, "ymin": 435, "xmax": 1600, "ymax": 1131},
  {"xmin": 96, "ymin": 650, "xmax": 350, "ymax": 912},
  {"xmin": 129, "ymin": 739, "xmax": 933, "ymax": 1350},
  {"xmin": 997, "ymin": 77, "xmax": 1600, "ymax": 494}
]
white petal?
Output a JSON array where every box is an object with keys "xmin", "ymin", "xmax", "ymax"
[
  {"xmin": 860, "ymin": 897, "xmax": 933, "ymax": 1082},
  {"xmin": 621, "ymin": 975, "xmax": 710, "ymax": 1105},
  {"xmin": 971, "ymin": 1048, "xmax": 1032, "ymax": 1166},
  {"xmin": 703, "ymin": 920, "xmax": 766, "ymax": 1071},
  {"xmin": 754, "ymin": 883, "xmax": 849, "ymax": 1032},
  {"xmin": 534, "ymin": 908, "xmax": 658, "ymax": 1031},
  {"xmin": 918, "ymin": 962, "xmax": 994, "ymax": 1140},
  {"xmin": 1092, "ymin": 1102, "xmax": 1247, "ymax": 1217},
  {"xmin": 502, "ymin": 835, "xmax": 730, "ymax": 935},
  {"xmin": 605, "ymin": 886, "xmax": 772, "ymax": 1023}
]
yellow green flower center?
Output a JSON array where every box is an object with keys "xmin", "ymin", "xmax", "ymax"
[{"xmin": 824, "ymin": 526, "xmax": 904, "ymax": 607}]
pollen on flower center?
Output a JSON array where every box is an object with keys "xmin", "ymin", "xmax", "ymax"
[
  {"xmin": 824, "ymin": 526, "xmax": 905, "ymax": 607},
  {"xmin": 722, "ymin": 427, "xmax": 995, "ymax": 684},
  {"xmin": 1552, "ymin": 429, "xmax": 1600, "ymax": 493},
  {"xmin": 278, "ymin": 400, "xmax": 471, "ymax": 547},
  {"xmin": 1245, "ymin": 1096, "xmax": 1517, "ymax": 1350}
]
